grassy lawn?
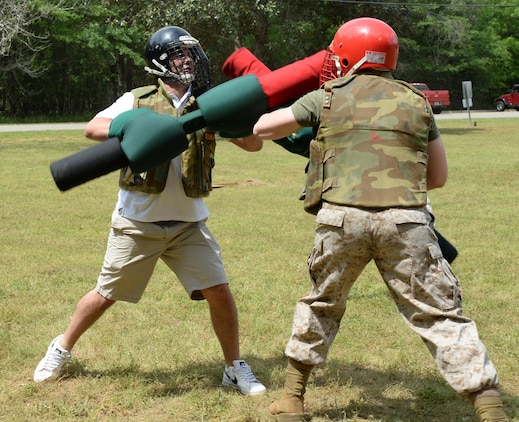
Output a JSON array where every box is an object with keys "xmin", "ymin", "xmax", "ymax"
[{"xmin": 0, "ymin": 118, "xmax": 518, "ymax": 421}]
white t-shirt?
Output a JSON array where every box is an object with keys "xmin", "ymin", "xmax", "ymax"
[{"xmin": 96, "ymin": 89, "xmax": 210, "ymax": 223}]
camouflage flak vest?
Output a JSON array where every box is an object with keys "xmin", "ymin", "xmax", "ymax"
[
  {"xmin": 304, "ymin": 74, "xmax": 432, "ymax": 214},
  {"xmin": 119, "ymin": 79, "xmax": 215, "ymax": 197}
]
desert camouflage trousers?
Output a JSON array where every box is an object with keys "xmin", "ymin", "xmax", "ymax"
[{"xmin": 285, "ymin": 202, "xmax": 500, "ymax": 397}]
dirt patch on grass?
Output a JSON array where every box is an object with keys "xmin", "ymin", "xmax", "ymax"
[{"xmin": 213, "ymin": 179, "xmax": 270, "ymax": 188}]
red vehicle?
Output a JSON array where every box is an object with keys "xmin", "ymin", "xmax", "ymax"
[
  {"xmin": 410, "ymin": 82, "xmax": 450, "ymax": 114},
  {"xmin": 494, "ymin": 84, "xmax": 519, "ymax": 111}
]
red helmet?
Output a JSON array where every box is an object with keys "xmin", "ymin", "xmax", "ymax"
[{"xmin": 320, "ymin": 17, "xmax": 399, "ymax": 85}]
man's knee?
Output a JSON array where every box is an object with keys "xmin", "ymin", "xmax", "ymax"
[
  {"xmin": 92, "ymin": 290, "xmax": 116, "ymax": 310},
  {"xmin": 201, "ymin": 283, "xmax": 233, "ymax": 303}
]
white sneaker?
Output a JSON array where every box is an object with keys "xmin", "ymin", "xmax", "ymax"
[
  {"xmin": 34, "ymin": 335, "xmax": 72, "ymax": 382},
  {"xmin": 222, "ymin": 360, "xmax": 266, "ymax": 395}
]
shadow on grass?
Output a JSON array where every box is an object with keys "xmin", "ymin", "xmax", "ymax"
[
  {"xmin": 309, "ymin": 359, "xmax": 518, "ymax": 422},
  {"xmin": 58, "ymin": 354, "xmax": 517, "ymax": 421}
]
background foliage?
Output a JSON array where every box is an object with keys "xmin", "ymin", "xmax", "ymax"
[{"xmin": 1, "ymin": 0, "xmax": 519, "ymax": 119}]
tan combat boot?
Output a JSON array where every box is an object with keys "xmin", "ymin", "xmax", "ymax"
[
  {"xmin": 474, "ymin": 396, "xmax": 509, "ymax": 422},
  {"xmin": 269, "ymin": 359, "xmax": 314, "ymax": 421},
  {"xmin": 269, "ymin": 389, "xmax": 305, "ymax": 421}
]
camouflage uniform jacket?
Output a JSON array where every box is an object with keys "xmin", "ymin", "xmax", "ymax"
[
  {"xmin": 119, "ymin": 78, "xmax": 215, "ymax": 197},
  {"xmin": 304, "ymin": 73, "xmax": 433, "ymax": 213}
]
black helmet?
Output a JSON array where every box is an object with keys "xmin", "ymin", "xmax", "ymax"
[{"xmin": 144, "ymin": 26, "xmax": 212, "ymax": 95}]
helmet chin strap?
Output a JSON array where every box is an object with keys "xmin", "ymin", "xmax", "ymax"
[
  {"xmin": 144, "ymin": 59, "xmax": 170, "ymax": 76},
  {"xmin": 144, "ymin": 59, "xmax": 193, "ymax": 84},
  {"xmin": 345, "ymin": 56, "xmax": 367, "ymax": 77}
]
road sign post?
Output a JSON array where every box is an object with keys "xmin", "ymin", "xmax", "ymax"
[{"xmin": 462, "ymin": 81, "xmax": 473, "ymax": 125}]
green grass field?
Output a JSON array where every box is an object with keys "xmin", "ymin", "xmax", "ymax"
[{"xmin": 0, "ymin": 118, "xmax": 518, "ymax": 421}]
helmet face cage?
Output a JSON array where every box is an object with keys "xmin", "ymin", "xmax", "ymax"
[
  {"xmin": 164, "ymin": 39, "xmax": 212, "ymax": 93},
  {"xmin": 319, "ymin": 47, "xmax": 341, "ymax": 85},
  {"xmin": 145, "ymin": 26, "xmax": 212, "ymax": 95}
]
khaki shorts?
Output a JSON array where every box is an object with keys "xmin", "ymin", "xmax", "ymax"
[{"xmin": 96, "ymin": 212, "xmax": 228, "ymax": 302}]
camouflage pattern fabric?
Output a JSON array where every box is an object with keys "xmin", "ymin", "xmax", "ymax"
[
  {"xmin": 285, "ymin": 203, "xmax": 500, "ymax": 397},
  {"xmin": 118, "ymin": 84, "xmax": 170, "ymax": 193},
  {"xmin": 180, "ymin": 128, "xmax": 215, "ymax": 198},
  {"xmin": 304, "ymin": 74, "xmax": 432, "ymax": 213},
  {"xmin": 120, "ymin": 79, "xmax": 215, "ymax": 197}
]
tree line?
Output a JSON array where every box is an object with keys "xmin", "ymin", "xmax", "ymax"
[{"xmin": 1, "ymin": 0, "xmax": 518, "ymax": 120}]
